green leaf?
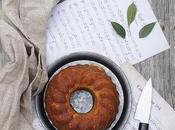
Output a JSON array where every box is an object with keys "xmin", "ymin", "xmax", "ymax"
[
  {"xmin": 139, "ymin": 22, "xmax": 156, "ymax": 38},
  {"xmin": 127, "ymin": 3, "xmax": 137, "ymax": 26},
  {"xmin": 111, "ymin": 22, "xmax": 126, "ymax": 39}
]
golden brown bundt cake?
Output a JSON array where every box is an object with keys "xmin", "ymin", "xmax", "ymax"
[{"xmin": 45, "ymin": 64, "xmax": 119, "ymax": 130}]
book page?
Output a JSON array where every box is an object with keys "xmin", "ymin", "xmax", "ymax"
[{"xmin": 46, "ymin": 0, "xmax": 169, "ymax": 68}]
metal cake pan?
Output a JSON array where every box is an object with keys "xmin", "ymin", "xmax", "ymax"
[{"xmin": 35, "ymin": 52, "xmax": 132, "ymax": 130}]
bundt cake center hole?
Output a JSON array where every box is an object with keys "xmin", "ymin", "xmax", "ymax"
[{"xmin": 70, "ymin": 89, "xmax": 93, "ymax": 114}]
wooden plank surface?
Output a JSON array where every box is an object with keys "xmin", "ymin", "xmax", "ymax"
[{"xmin": 134, "ymin": 0, "xmax": 175, "ymax": 109}]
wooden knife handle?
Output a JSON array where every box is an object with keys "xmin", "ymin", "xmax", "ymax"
[{"xmin": 139, "ymin": 123, "xmax": 149, "ymax": 130}]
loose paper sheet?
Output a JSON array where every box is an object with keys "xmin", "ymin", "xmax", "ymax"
[
  {"xmin": 32, "ymin": 0, "xmax": 175, "ymax": 129},
  {"xmin": 46, "ymin": 0, "xmax": 169, "ymax": 68},
  {"xmin": 120, "ymin": 63, "xmax": 175, "ymax": 130}
]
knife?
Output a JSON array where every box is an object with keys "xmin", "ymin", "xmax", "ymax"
[{"xmin": 134, "ymin": 78, "xmax": 153, "ymax": 130}]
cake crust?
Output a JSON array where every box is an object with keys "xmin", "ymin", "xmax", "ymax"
[{"xmin": 45, "ymin": 64, "xmax": 119, "ymax": 130}]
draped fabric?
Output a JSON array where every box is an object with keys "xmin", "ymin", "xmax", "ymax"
[{"xmin": 0, "ymin": 0, "xmax": 60, "ymax": 129}]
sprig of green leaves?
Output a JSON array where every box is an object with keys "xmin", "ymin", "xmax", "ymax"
[{"xmin": 111, "ymin": 2, "xmax": 156, "ymax": 39}]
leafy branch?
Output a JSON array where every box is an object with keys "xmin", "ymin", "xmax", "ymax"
[{"xmin": 111, "ymin": 2, "xmax": 156, "ymax": 39}]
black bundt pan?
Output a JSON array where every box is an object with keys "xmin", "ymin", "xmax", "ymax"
[{"xmin": 35, "ymin": 52, "xmax": 132, "ymax": 130}]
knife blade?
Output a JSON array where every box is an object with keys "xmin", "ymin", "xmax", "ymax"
[{"xmin": 134, "ymin": 78, "xmax": 153, "ymax": 130}]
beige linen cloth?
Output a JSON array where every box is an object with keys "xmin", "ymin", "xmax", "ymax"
[{"xmin": 0, "ymin": 0, "xmax": 60, "ymax": 129}]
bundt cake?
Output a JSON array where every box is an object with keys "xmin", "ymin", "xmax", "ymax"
[{"xmin": 45, "ymin": 64, "xmax": 119, "ymax": 130}]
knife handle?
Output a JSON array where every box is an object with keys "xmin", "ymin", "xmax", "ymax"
[{"xmin": 139, "ymin": 123, "xmax": 149, "ymax": 130}]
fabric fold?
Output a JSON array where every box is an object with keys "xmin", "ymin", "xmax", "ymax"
[{"xmin": 0, "ymin": 0, "xmax": 60, "ymax": 129}]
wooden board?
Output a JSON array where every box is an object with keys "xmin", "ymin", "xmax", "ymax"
[{"xmin": 134, "ymin": 0, "xmax": 175, "ymax": 109}]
